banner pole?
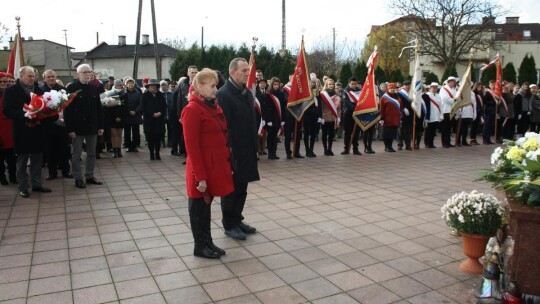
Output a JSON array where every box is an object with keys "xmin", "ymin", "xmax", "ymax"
[{"xmin": 293, "ymin": 120, "xmax": 298, "ymax": 159}]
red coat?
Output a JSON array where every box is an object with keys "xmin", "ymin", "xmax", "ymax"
[
  {"xmin": 181, "ymin": 94, "xmax": 234, "ymax": 199},
  {"xmin": 0, "ymin": 95, "xmax": 14, "ymax": 150},
  {"xmin": 380, "ymin": 93, "xmax": 402, "ymax": 127}
]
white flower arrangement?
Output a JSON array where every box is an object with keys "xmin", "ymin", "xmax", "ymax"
[
  {"xmin": 480, "ymin": 133, "xmax": 540, "ymax": 206},
  {"xmin": 441, "ymin": 190, "xmax": 507, "ymax": 236}
]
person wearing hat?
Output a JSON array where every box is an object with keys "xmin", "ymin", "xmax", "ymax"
[
  {"xmin": 397, "ymin": 80, "xmax": 413, "ymax": 150},
  {"xmin": 439, "ymin": 76, "xmax": 459, "ymax": 147},
  {"xmin": 422, "ymin": 82, "xmax": 443, "ymax": 148},
  {"xmin": 379, "ymin": 83, "xmax": 402, "ymax": 152},
  {"xmin": 64, "ymin": 64, "xmax": 105, "ymax": 189},
  {"xmin": 0, "ymin": 72, "xmax": 17, "ymax": 185},
  {"xmin": 138, "ymin": 79, "xmax": 166, "ymax": 160}
]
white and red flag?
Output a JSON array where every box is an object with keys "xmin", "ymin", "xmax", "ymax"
[{"xmin": 7, "ymin": 33, "xmax": 25, "ymax": 78}]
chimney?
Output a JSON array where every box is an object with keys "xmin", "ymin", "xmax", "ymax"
[
  {"xmin": 118, "ymin": 35, "xmax": 126, "ymax": 46},
  {"xmin": 482, "ymin": 16, "xmax": 496, "ymax": 25},
  {"xmin": 506, "ymin": 17, "xmax": 519, "ymax": 24},
  {"xmin": 142, "ymin": 34, "xmax": 149, "ymax": 46}
]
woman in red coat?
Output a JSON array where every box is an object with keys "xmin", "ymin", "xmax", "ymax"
[
  {"xmin": 181, "ymin": 68, "xmax": 234, "ymax": 259},
  {"xmin": 380, "ymin": 83, "xmax": 403, "ymax": 152},
  {"xmin": 0, "ymin": 72, "xmax": 16, "ymax": 185}
]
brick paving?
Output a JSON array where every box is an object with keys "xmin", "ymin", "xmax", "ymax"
[{"xmin": 0, "ymin": 138, "xmax": 498, "ymax": 303}]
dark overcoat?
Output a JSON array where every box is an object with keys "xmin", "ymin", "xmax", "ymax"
[
  {"xmin": 138, "ymin": 90, "xmax": 166, "ymax": 135},
  {"xmin": 2, "ymin": 80, "xmax": 45, "ymax": 153},
  {"xmin": 64, "ymin": 80, "xmax": 104, "ymax": 136},
  {"xmin": 217, "ymin": 79, "xmax": 260, "ymax": 183}
]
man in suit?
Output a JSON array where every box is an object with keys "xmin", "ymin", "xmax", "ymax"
[{"xmin": 217, "ymin": 58, "xmax": 260, "ymax": 240}]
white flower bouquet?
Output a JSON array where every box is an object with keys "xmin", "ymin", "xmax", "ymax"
[
  {"xmin": 441, "ymin": 190, "xmax": 507, "ymax": 236},
  {"xmin": 481, "ymin": 132, "xmax": 540, "ymax": 207},
  {"xmin": 23, "ymin": 89, "xmax": 80, "ymax": 120}
]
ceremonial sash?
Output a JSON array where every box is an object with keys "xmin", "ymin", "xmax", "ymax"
[
  {"xmin": 429, "ymin": 97, "xmax": 441, "ymax": 113},
  {"xmin": 443, "ymin": 87, "xmax": 454, "ymax": 99},
  {"xmin": 475, "ymin": 94, "xmax": 483, "ymax": 108},
  {"xmin": 486, "ymin": 89, "xmax": 508, "ymax": 111},
  {"xmin": 397, "ymin": 90, "xmax": 411, "ymax": 104},
  {"xmin": 319, "ymin": 91, "xmax": 339, "ymax": 119},
  {"xmin": 258, "ymin": 119, "xmax": 266, "ymax": 136},
  {"xmin": 283, "ymin": 85, "xmax": 291, "ymax": 95},
  {"xmin": 346, "ymin": 91, "xmax": 359, "ymax": 104},
  {"xmin": 267, "ymin": 92, "xmax": 284, "ymax": 136},
  {"xmin": 254, "ymin": 97, "xmax": 262, "ymax": 116},
  {"xmin": 382, "ymin": 94, "xmax": 401, "ymax": 112}
]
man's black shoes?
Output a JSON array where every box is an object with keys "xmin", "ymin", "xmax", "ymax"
[
  {"xmin": 75, "ymin": 179, "xmax": 86, "ymax": 188},
  {"xmin": 32, "ymin": 186, "xmax": 52, "ymax": 193},
  {"xmin": 86, "ymin": 177, "xmax": 103, "ymax": 185},
  {"xmin": 19, "ymin": 190, "xmax": 30, "ymax": 198},
  {"xmin": 224, "ymin": 226, "xmax": 246, "ymax": 240},
  {"xmin": 238, "ymin": 222, "xmax": 256, "ymax": 234}
]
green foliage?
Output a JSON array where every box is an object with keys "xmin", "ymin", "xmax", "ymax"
[
  {"xmin": 374, "ymin": 66, "xmax": 386, "ymax": 84},
  {"xmin": 481, "ymin": 64, "xmax": 496, "ymax": 86},
  {"xmin": 168, "ymin": 44, "xmax": 297, "ymax": 82},
  {"xmin": 388, "ymin": 69, "xmax": 404, "ymax": 83},
  {"xmin": 518, "ymin": 54, "xmax": 538, "ymax": 85},
  {"xmin": 441, "ymin": 65, "xmax": 458, "ymax": 83},
  {"xmin": 353, "ymin": 60, "xmax": 368, "ymax": 82},
  {"xmin": 503, "ymin": 62, "xmax": 517, "ymax": 83},
  {"xmin": 339, "ymin": 63, "xmax": 353, "ymax": 84},
  {"xmin": 424, "ymin": 71, "xmax": 440, "ymax": 84}
]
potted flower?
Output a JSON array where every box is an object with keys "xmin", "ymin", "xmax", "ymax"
[
  {"xmin": 441, "ymin": 190, "xmax": 507, "ymax": 274},
  {"xmin": 479, "ymin": 132, "xmax": 540, "ymax": 296}
]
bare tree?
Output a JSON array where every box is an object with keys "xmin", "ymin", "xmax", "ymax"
[
  {"xmin": 160, "ymin": 36, "xmax": 187, "ymax": 50},
  {"xmin": 0, "ymin": 22, "xmax": 8, "ymax": 44},
  {"xmin": 362, "ymin": 24, "xmax": 410, "ymax": 76},
  {"xmin": 391, "ymin": 0, "xmax": 507, "ymax": 69}
]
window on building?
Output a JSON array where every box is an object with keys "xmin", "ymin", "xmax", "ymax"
[{"xmin": 524, "ymin": 30, "xmax": 531, "ymax": 39}]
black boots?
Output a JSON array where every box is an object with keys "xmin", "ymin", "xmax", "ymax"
[
  {"xmin": 189, "ymin": 198, "xmax": 223, "ymax": 259},
  {"xmin": 116, "ymin": 148, "xmax": 123, "ymax": 158}
]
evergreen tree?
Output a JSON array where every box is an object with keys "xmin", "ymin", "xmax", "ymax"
[
  {"xmin": 388, "ymin": 69, "xmax": 404, "ymax": 83},
  {"xmin": 374, "ymin": 66, "xmax": 387, "ymax": 84},
  {"xmin": 518, "ymin": 54, "xmax": 538, "ymax": 85},
  {"xmin": 339, "ymin": 63, "xmax": 353, "ymax": 84},
  {"xmin": 503, "ymin": 62, "xmax": 517, "ymax": 83},
  {"xmin": 481, "ymin": 64, "xmax": 496, "ymax": 85},
  {"xmin": 424, "ymin": 71, "xmax": 439, "ymax": 84},
  {"xmin": 441, "ymin": 65, "xmax": 458, "ymax": 83},
  {"xmin": 353, "ymin": 60, "xmax": 368, "ymax": 82}
]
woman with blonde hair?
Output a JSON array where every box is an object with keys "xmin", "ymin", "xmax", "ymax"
[
  {"xmin": 318, "ymin": 78, "xmax": 341, "ymax": 155},
  {"xmin": 181, "ymin": 68, "xmax": 234, "ymax": 259}
]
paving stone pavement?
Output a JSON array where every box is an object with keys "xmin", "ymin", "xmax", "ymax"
[{"xmin": 0, "ymin": 138, "xmax": 499, "ymax": 303}]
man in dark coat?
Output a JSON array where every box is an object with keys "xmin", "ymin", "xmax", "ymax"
[
  {"xmin": 217, "ymin": 58, "xmax": 260, "ymax": 240},
  {"xmin": 41, "ymin": 69, "xmax": 72, "ymax": 180},
  {"xmin": 64, "ymin": 64, "xmax": 104, "ymax": 189},
  {"xmin": 2, "ymin": 66, "xmax": 51, "ymax": 198}
]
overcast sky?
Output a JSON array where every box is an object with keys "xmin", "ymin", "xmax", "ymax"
[{"xmin": 1, "ymin": 0, "xmax": 538, "ymax": 54}]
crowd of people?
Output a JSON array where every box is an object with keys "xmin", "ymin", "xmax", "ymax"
[{"xmin": 2, "ymin": 61, "xmax": 540, "ymax": 259}]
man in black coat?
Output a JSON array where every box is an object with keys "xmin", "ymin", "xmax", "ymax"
[
  {"xmin": 41, "ymin": 69, "xmax": 72, "ymax": 180},
  {"xmin": 64, "ymin": 64, "xmax": 104, "ymax": 189},
  {"xmin": 2, "ymin": 66, "xmax": 51, "ymax": 198},
  {"xmin": 122, "ymin": 78, "xmax": 142, "ymax": 152},
  {"xmin": 217, "ymin": 58, "xmax": 260, "ymax": 240}
]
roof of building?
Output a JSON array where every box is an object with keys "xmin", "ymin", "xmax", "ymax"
[
  {"xmin": 85, "ymin": 42, "xmax": 179, "ymax": 59},
  {"xmin": 494, "ymin": 22, "xmax": 540, "ymax": 42}
]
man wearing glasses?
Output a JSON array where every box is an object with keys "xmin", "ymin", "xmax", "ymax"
[{"xmin": 64, "ymin": 64, "xmax": 105, "ymax": 189}]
